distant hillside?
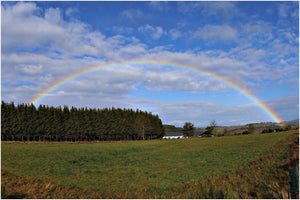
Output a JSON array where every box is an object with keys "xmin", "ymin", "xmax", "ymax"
[
  {"xmin": 164, "ymin": 120, "xmax": 299, "ymax": 136},
  {"xmin": 285, "ymin": 119, "xmax": 299, "ymax": 127},
  {"xmin": 163, "ymin": 124, "xmax": 182, "ymax": 132}
]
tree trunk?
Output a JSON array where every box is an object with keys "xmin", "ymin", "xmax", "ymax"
[{"xmin": 142, "ymin": 125, "xmax": 145, "ymax": 140}]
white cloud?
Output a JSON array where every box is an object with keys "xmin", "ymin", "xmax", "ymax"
[
  {"xmin": 202, "ymin": 1, "xmax": 238, "ymax": 17},
  {"xmin": 148, "ymin": 1, "xmax": 169, "ymax": 11},
  {"xmin": 45, "ymin": 7, "xmax": 62, "ymax": 24},
  {"xmin": 2, "ymin": 2, "xmax": 142, "ymax": 58},
  {"xmin": 65, "ymin": 7, "xmax": 79, "ymax": 18},
  {"xmin": 240, "ymin": 22, "xmax": 274, "ymax": 44},
  {"xmin": 141, "ymin": 50, "xmax": 254, "ymax": 87},
  {"xmin": 2, "ymin": 3, "xmax": 65, "ymax": 52},
  {"xmin": 138, "ymin": 24, "xmax": 164, "ymax": 40},
  {"xmin": 277, "ymin": 3, "xmax": 292, "ymax": 18},
  {"xmin": 117, "ymin": 44, "xmax": 147, "ymax": 58},
  {"xmin": 111, "ymin": 26, "xmax": 134, "ymax": 35},
  {"xmin": 19, "ymin": 64, "xmax": 43, "ymax": 75},
  {"xmin": 177, "ymin": 1, "xmax": 238, "ymax": 18},
  {"xmin": 169, "ymin": 29, "xmax": 182, "ymax": 40},
  {"xmin": 121, "ymin": 9, "xmax": 142, "ymax": 21},
  {"xmin": 193, "ymin": 24, "xmax": 238, "ymax": 42},
  {"xmin": 4, "ymin": 2, "xmax": 40, "ymax": 17}
]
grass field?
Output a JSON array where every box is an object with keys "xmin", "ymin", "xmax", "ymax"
[{"xmin": 1, "ymin": 131, "xmax": 298, "ymax": 198}]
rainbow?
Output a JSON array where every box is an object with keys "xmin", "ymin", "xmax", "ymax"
[{"xmin": 29, "ymin": 59, "xmax": 283, "ymax": 124}]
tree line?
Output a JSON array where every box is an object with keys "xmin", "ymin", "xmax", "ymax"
[{"xmin": 1, "ymin": 101, "xmax": 165, "ymax": 142}]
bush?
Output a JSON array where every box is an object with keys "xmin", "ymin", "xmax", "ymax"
[
  {"xmin": 242, "ymin": 131, "xmax": 249, "ymax": 135},
  {"xmin": 202, "ymin": 131, "xmax": 213, "ymax": 137},
  {"xmin": 275, "ymin": 128, "xmax": 284, "ymax": 132},
  {"xmin": 262, "ymin": 129, "xmax": 274, "ymax": 133},
  {"xmin": 183, "ymin": 122, "xmax": 195, "ymax": 137}
]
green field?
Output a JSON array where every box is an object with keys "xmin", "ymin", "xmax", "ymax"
[{"xmin": 1, "ymin": 131, "xmax": 298, "ymax": 198}]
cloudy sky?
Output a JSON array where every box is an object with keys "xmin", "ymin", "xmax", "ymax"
[{"xmin": 1, "ymin": 1, "xmax": 299, "ymax": 127}]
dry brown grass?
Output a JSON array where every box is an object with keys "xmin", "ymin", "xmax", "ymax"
[{"xmin": 1, "ymin": 171, "xmax": 103, "ymax": 199}]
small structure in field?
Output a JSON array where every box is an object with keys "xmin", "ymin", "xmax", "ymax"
[{"xmin": 162, "ymin": 135, "xmax": 185, "ymax": 139}]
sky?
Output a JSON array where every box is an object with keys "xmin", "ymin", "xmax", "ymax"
[{"xmin": 1, "ymin": 1, "xmax": 299, "ymax": 127}]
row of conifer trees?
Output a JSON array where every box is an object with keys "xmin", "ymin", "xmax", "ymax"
[{"xmin": 1, "ymin": 101, "xmax": 165, "ymax": 141}]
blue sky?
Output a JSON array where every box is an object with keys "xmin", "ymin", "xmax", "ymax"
[{"xmin": 1, "ymin": 1, "xmax": 299, "ymax": 127}]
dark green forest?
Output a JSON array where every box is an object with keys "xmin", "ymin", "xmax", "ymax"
[{"xmin": 1, "ymin": 101, "xmax": 165, "ymax": 141}]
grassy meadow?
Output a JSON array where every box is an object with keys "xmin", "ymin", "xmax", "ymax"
[{"xmin": 1, "ymin": 130, "xmax": 299, "ymax": 198}]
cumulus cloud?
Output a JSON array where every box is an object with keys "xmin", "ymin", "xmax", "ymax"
[
  {"xmin": 65, "ymin": 7, "xmax": 79, "ymax": 18},
  {"xmin": 138, "ymin": 24, "xmax": 164, "ymax": 40},
  {"xmin": 2, "ymin": 2, "xmax": 142, "ymax": 59},
  {"xmin": 2, "ymin": 2, "xmax": 65, "ymax": 52}
]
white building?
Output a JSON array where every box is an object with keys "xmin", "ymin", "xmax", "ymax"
[{"xmin": 162, "ymin": 135, "xmax": 185, "ymax": 139}]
